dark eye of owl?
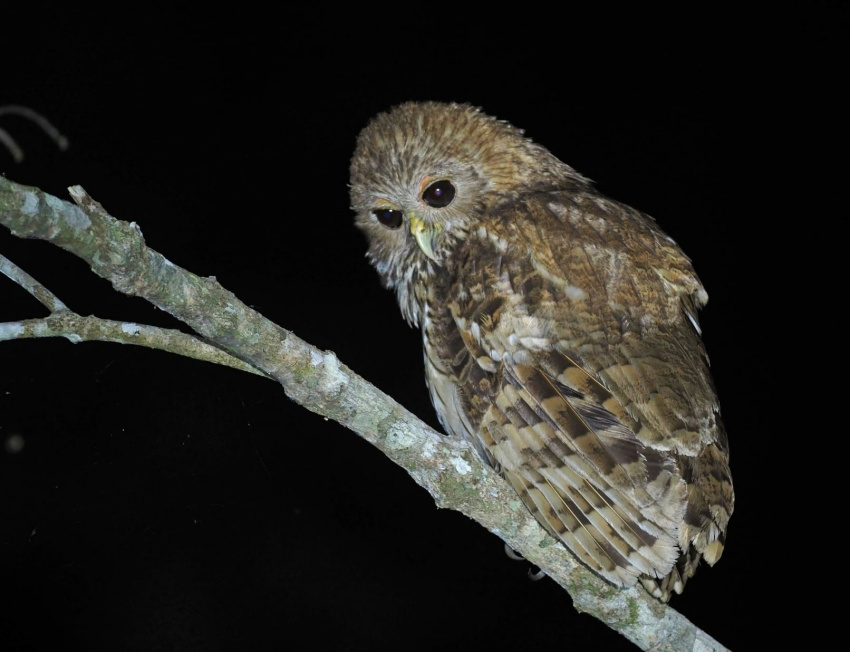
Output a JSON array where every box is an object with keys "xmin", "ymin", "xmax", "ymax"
[
  {"xmin": 372, "ymin": 208, "xmax": 403, "ymax": 229},
  {"xmin": 422, "ymin": 180, "xmax": 456, "ymax": 208}
]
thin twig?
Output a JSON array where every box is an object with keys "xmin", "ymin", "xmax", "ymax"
[
  {"xmin": 0, "ymin": 313, "xmax": 270, "ymax": 378},
  {"xmin": 1, "ymin": 250, "xmax": 267, "ymax": 377},
  {"xmin": 0, "ymin": 254, "xmax": 69, "ymax": 311},
  {"xmin": 0, "ymin": 104, "xmax": 69, "ymax": 162},
  {"xmin": 0, "ymin": 128, "xmax": 24, "ymax": 163}
]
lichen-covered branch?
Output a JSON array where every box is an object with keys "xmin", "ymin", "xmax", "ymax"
[
  {"xmin": 0, "ymin": 176, "xmax": 730, "ymax": 652},
  {"xmin": 0, "ymin": 253, "xmax": 69, "ymax": 311},
  {"xmin": 0, "ymin": 312, "xmax": 268, "ymax": 377},
  {"xmin": 0, "ymin": 252, "xmax": 267, "ymax": 375}
]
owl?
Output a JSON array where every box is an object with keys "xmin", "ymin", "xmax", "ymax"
[{"xmin": 349, "ymin": 101, "xmax": 733, "ymax": 601}]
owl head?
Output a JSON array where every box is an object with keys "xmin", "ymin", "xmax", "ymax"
[{"xmin": 349, "ymin": 101, "xmax": 588, "ymax": 324}]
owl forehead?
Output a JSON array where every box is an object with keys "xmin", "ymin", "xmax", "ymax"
[
  {"xmin": 350, "ymin": 102, "xmax": 531, "ymax": 205},
  {"xmin": 355, "ymin": 132, "xmax": 484, "ymax": 198}
]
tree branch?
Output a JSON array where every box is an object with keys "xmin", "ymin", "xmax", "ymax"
[
  {"xmin": 0, "ymin": 253, "xmax": 267, "ymax": 375},
  {"xmin": 0, "ymin": 176, "xmax": 730, "ymax": 652},
  {"xmin": 0, "ymin": 252, "xmax": 69, "ymax": 311}
]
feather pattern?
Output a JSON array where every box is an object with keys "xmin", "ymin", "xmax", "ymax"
[{"xmin": 350, "ymin": 101, "xmax": 733, "ymax": 601}]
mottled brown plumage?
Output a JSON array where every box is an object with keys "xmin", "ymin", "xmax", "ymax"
[{"xmin": 349, "ymin": 101, "xmax": 733, "ymax": 600}]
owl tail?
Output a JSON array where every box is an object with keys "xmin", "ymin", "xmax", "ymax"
[
  {"xmin": 640, "ymin": 548, "xmax": 702, "ymax": 602},
  {"xmin": 640, "ymin": 530, "xmax": 727, "ymax": 602}
]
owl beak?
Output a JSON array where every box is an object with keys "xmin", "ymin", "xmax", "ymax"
[{"xmin": 409, "ymin": 215, "xmax": 441, "ymax": 262}]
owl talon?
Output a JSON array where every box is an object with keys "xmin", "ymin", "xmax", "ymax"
[
  {"xmin": 527, "ymin": 568, "xmax": 545, "ymax": 581},
  {"xmin": 503, "ymin": 544, "xmax": 545, "ymax": 580},
  {"xmin": 504, "ymin": 543, "xmax": 525, "ymax": 561}
]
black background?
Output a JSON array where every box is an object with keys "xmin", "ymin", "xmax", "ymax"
[{"xmin": 1, "ymin": 9, "xmax": 838, "ymax": 651}]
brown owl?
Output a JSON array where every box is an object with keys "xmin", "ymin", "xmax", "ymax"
[{"xmin": 349, "ymin": 101, "xmax": 733, "ymax": 601}]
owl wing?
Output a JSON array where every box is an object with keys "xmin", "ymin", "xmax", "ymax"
[{"xmin": 427, "ymin": 192, "xmax": 732, "ymax": 593}]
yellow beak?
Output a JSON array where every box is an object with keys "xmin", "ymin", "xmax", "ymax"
[{"xmin": 409, "ymin": 215, "xmax": 441, "ymax": 262}]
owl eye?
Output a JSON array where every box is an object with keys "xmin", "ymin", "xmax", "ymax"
[
  {"xmin": 422, "ymin": 179, "xmax": 456, "ymax": 208},
  {"xmin": 372, "ymin": 208, "xmax": 404, "ymax": 229}
]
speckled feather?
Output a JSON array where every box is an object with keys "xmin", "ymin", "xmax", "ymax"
[{"xmin": 349, "ymin": 101, "xmax": 733, "ymax": 600}]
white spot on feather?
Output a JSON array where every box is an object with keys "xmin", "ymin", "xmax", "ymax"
[
  {"xmin": 519, "ymin": 337, "xmax": 550, "ymax": 350},
  {"xmin": 564, "ymin": 284, "xmax": 587, "ymax": 300}
]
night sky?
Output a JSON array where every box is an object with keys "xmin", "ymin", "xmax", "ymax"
[{"xmin": 2, "ymin": 10, "xmax": 837, "ymax": 652}]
